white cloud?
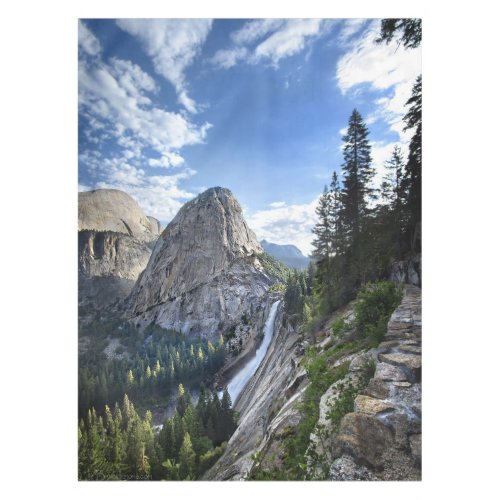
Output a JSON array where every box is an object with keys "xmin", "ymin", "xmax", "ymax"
[
  {"xmin": 78, "ymin": 20, "xmax": 101, "ymax": 56},
  {"xmin": 338, "ymin": 18, "xmax": 367, "ymax": 44},
  {"xmin": 253, "ymin": 19, "xmax": 324, "ymax": 66},
  {"xmin": 87, "ymin": 155, "xmax": 197, "ymax": 221},
  {"xmin": 110, "ymin": 57, "xmax": 158, "ymax": 99},
  {"xmin": 116, "ymin": 19, "xmax": 212, "ymax": 113},
  {"xmin": 269, "ymin": 201, "xmax": 286, "ymax": 208},
  {"xmin": 336, "ymin": 20, "xmax": 421, "ymax": 142},
  {"xmin": 231, "ymin": 19, "xmax": 284, "ymax": 45},
  {"xmin": 337, "ymin": 20, "xmax": 421, "ymax": 93},
  {"xmin": 79, "ymin": 55, "xmax": 211, "ymax": 164},
  {"xmin": 212, "ymin": 19, "xmax": 331, "ymax": 69},
  {"xmin": 78, "ymin": 183, "xmax": 92, "ymax": 192},
  {"xmin": 339, "ymin": 126, "xmax": 348, "ymax": 136},
  {"xmin": 79, "ymin": 23, "xmax": 209, "ymax": 224},
  {"xmin": 148, "ymin": 153, "xmax": 184, "ymax": 168},
  {"xmin": 210, "ymin": 47, "xmax": 248, "ymax": 69},
  {"xmin": 248, "ymin": 198, "xmax": 319, "ymax": 256}
]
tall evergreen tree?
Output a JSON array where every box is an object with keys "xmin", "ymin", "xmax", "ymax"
[
  {"xmin": 340, "ymin": 109, "xmax": 374, "ymax": 284},
  {"xmin": 178, "ymin": 432, "xmax": 196, "ymax": 480},
  {"xmin": 311, "ymin": 186, "xmax": 332, "ymax": 258},
  {"xmin": 329, "ymin": 171, "xmax": 344, "ymax": 255},
  {"xmin": 383, "ymin": 145, "xmax": 407, "ymax": 258},
  {"xmin": 221, "ymin": 387, "xmax": 237, "ymax": 440},
  {"xmin": 341, "ymin": 109, "xmax": 374, "ymax": 239},
  {"xmin": 403, "ymin": 75, "xmax": 422, "ymax": 251}
]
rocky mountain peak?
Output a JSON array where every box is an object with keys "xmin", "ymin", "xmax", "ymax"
[
  {"xmin": 126, "ymin": 187, "xmax": 270, "ymax": 338},
  {"xmin": 78, "ymin": 188, "xmax": 160, "ymax": 242}
]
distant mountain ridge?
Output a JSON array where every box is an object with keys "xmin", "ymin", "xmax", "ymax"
[{"xmin": 260, "ymin": 240, "xmax": 309, "ymax": 270}]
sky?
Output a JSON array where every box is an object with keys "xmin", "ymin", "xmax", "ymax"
[{"xmin": 78, "ymin": 18, "xmax": 421, "ymax": 255}]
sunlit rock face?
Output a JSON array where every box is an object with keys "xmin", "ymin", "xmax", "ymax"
[
  {"xmin": 126, "ymin": 187, "xmax": 272, "ymax": 339},
  {"xmin": 78, "ymin": 188, "xmax": 161, "ymax": 241}
]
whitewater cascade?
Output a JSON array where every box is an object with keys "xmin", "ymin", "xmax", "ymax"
[{"xmin": 224, "ymin": 300, "xmax": 280, "ymax": 404}]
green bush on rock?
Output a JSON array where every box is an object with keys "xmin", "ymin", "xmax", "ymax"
[{"xmin": 354, "ymin": 281, "xmax": 403, "ymax": 343}]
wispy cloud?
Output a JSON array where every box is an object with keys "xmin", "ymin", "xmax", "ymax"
[
  {"xmin": 80, "ymin": 150, "xmax": 197, "ymax": 220},
  {"xmin": 248, "ymin": 197, "xmax": 319, "ymax": 256},
  {"xmin": 269, "ymin": 201, "xmax": 286, "ymax": 208},
  {"xmin": 78, "ymin": 21, "xmax": 210, "ymax": 222},
  {"xmin": 230, "ymin": 19, "xmax": 283, "ymax": 45},
  {"xmin": 79, "ymin": 53, "xmax": 211, "ymax": 164},
  {"xmin": 210, "ymin": 47, "xmax": 248, "ymax": 69},
  {"xmin": 116, "ymin": 19, "xmax": 212, "ymax": 113},
  {"xmin": 78, "ymin": 19, "xmax": 101, "ymax": 56},
  {"xmin": 336, "ymin": 20, "xmax": 421, "ymax": 142},
  {"xmin": 211, "ymin": 19, "xmax": 332, "ymax": 69},
  {"xmin": 337, "ymin": 18, "xmax": 367, "ymax": 45}
]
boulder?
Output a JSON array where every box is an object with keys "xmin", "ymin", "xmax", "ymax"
[
  {"xmin": 379, "ymin": 353, "xmax": 421, "ymax": 382},
  {"xmin": 374, "ymin": 362, "xmax": 409, "ymax": 382},
  {"xmin": 333, "ymin": 413, "xmax": 394, "ymax": 469},
  {"xmin": 354, "ymin": 395, "xmax": 395, "ymax": 415}
]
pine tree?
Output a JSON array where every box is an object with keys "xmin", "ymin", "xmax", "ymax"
[
  {"xmin": 329, "ymin": 171, "xmax": 344, "ymax": 255},
  {"xmin": 127, "ymin": 369, "xmax": 134, "ymax": 386},
  {"xmin": 403, "ymin": 75, "xmax": 422, "ymax": 252},
  {"xmin": 162, "ymin": 458, "xmax": 179, "ymax": 480},
  {"xmin": 383, "ymin": 145, "xmax": 407, "ymax": 258},
  {"xmin": 341, "ymin": 109, "xmax": 374, "ymax": 240},
  {"xmin": 340, "ymin": 109, "xmax": 374, "ymax": 283},
  {"xmin": 311, "ymin": 186, "xmax": 332, "ymax": 259},
  {"xmin": 178, "ymin": 432, "xmax": 196, "ymax": 479},
  {"xmin": 221, "ymin": 387, "xmax": 237, "ymax": 441},
  {"xmin": 172, "ymin": 411, "xmax": 186, "ymax": 457},
  {"xmin": 376, "ymin": 18, "xmax": 422, "ymax": 49}
]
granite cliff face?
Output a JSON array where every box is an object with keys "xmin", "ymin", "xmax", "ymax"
[
  {"xmin": 204, "ymin": 303, "xmax": 303, "ymax": 480},
  {"xmin": 78, "ymin": 189, "xmax": 160, "ymax": 312},
  {"xmin": 79, "ymin": 189, "xmax": 161, "ymax": 241},
  {"xmin": 205, "ymin": 285, "xmax": 421, "ymax": 481},
  {"xmin": 126, "ymin": 187, "xmax": 272, "ymax": 338}
]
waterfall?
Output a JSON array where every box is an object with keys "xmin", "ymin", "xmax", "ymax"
[{"xmin": 224, "ymin": 300, "xmax": 280, "ymax": 404}]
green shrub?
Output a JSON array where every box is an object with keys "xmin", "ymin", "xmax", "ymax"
[
  {"xmin": 330, "ymin": 317, "xmax": 347, "ymax": 337},
  {"xmin": 354, "ymin": 281, "xmax": 403, "ymax": 343},
  {"xmin": 268, "ymin": 282, "xmax": 286, "ymax": 293}
]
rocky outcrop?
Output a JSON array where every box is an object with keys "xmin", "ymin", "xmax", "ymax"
[
  {"xmin": 126, "ymin": 187, "xmax": 272, "ymax": 339},
  {"xmin": 78, "ymin": 230, "xmax": 152, "ymax": 281},
  {"xmin": 206, "ymin": 285, "xmax": 422, "ymax": 481},
  {"xmin": 329, "ymin": 285, "xmax": 422, "ymax": 480},
  {"xmin": 390, "ymin": 254, "xmax": 421, "ymax": 287},
  {"xmin": 78, "ymin": 189, "xmax": 160, "ymax": 313},
  {"xmin": 147, "ymin": 216, "xmax": 162, "ymax": 235}
]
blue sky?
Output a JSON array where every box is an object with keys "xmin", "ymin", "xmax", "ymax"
[{"xmin": 78, "ymin": 18, "xmax": 421, "ymax": 255}]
